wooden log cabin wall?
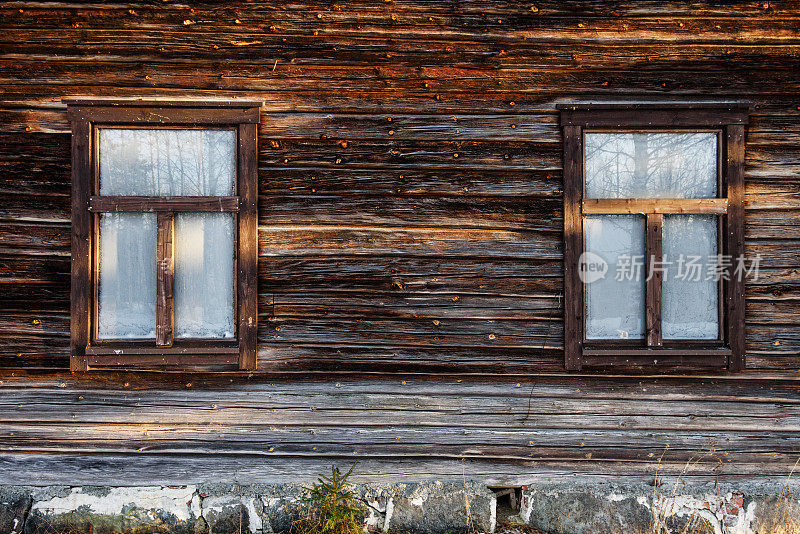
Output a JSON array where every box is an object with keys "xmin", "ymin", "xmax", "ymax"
[{"xmin": 0, "ymin": 1, "xmax": 799, "ymax": 485}]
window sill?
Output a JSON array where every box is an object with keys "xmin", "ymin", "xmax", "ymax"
[
  {"xmin": 581, "ymin": 348, "xmax": 731, "ymax": 368},
  {"xmin": 85, "ymin": 345, "xmax": 240, "ymax": 368}
]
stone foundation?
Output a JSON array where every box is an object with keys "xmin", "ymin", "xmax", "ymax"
[
  {"xmin": 512, "ymin": 481, "xmax": 800, "ymax": 534},
  {"xmin": 0, "ymin": 481, "xmax": 495, "ymax": 534},
  {"xmin": 1, "ymin": 480, "xmax": 798, "ymax": 533}
]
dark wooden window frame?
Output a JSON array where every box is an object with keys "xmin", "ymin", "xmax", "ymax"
[
  {"xmin": 66, "ymin": 99, "xmax": 261, "ymax": 371},
  {"xmin": 558, "ymin": 103, "xmax": 748, "ymax": 371}
]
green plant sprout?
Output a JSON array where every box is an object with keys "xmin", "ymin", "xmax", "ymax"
[{"xmin": 291, "ymin": 463, "xmax": 364, "ymax": 534}]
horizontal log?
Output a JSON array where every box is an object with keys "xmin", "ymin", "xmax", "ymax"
[
  {"xmin": 0, "ymin": 253, "xmax": 69, "ymax": 281},
  {"xmin": 746, "ymin": 324, "xmax": 800, "ymax": 355},
  {"xmin": 1, "ymin": 23, "xmax": 799, "ymax": 70},
  {"xmin": 747, "ymin": 281, "xmax": 800, "ymax": 300},
  {"xmin": 744, "ymin": 240, "xmax": 800, "ymax": 268},
  {"xmin": 0, "ymin": 334, "xmax": 69, "ymax": 368},
  {"xmin": 0, "ymin": 194, "xmax": 69, "ymax": 222},
  {"xmin": 260, "ymin": 196, "xmax": 562, "ymax": 230},
  {"xmin": 267, "ymin": 292, "xmax": 562, "ymax": 319},
  {"xmin": 259, "ymin": 167, "xmax": 562, "ymax": 197},
  {"xmin": 261, "ymin": 317, "xmax": 564, "ymax": 349},
  {"xmin": 745, "ymin": 268, "xmax": 800, "ymax": 286},
  {"xmin": 4, "ymin": 372, "xmax": 800, "ymax": 400},
  {"xmin": 748, "ymin": 300, "xmax": 800, "ymax": 324},
  {"xmin": 745, "ymin": 146, "xmax": 800, "ymax": 178},
  {"xmin": 4, "ymin": 388, "xmax": 800, "ymax": 430},
  {"xmin": 746, "ymin": 210, "xmax": 800, "ymax": 239},
  {"xmin": 0, "ymin": 2, "xmax": 792, "ymax": 28},
  {"xmin": 0, "ymin": 134, "xmax": 70, "ymax": 194},
  {"xmin": 257, "ymin": 345, "xmax": 564, "ymax": 373},
  {"xmin": 260, "ymin": 113, "xmax": 560, "ymax": 141},
  {"xmin": 0, "ymin": 222, "xmax": 70, "ymax": 255},
  {"xmin": 258, "ymin": 226, "xmax": 563, "ymax": 259},
  {"xmin": 7, "ymin": 86, "xmax": 800, "ymax": 118},
  {"xmin": 4, "ymin": 424, "xmax": 799, "ymax": 456},
  {"xmin": 260, "ymin": 139, "xmax": 561, "ymax": 170},
  {"xmin": 0, "ymin": 40, "xmax": 795, "ymax": 78},
  {"xmin": 746, "ymin": 180, "xmax": 800, "ymax": 210},
  {"xmin": 3, "ymin": 452, "xmax": 798, "ymax": 486},
  {"xmin": 3, "ymin": 65, "xmax": 800, "ymax": 104},
  {"xmin": 0, "ymin": 2, "xmax": 791, "ymax": 21},
  {"xmin": 0, "ymin": 282, "xmax": 69, "ymax": 312},
  {"xmin": 5, "ymin": 92, "xmax": 800, "ymax": 130}
]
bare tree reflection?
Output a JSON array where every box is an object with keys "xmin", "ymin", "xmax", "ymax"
[
  {"xmin": 99, "ymin": 129, "xmax": 235, "ymax": 196},
  {"xmin": 585, "ymin": 133, "xmax": 716, "ymax": 198}
]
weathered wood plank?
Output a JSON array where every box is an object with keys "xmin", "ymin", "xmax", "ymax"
[
  {"xmin": 259, "ymin": 196, "xmax": 562, "ymax": 230},
  {"xmin": 0, "ymin": 374, "xmax": 799, "ymax": 484},
  {"xmin": 3, "ymin": 389, "xmax": 800, "ymax": 431},
  {"xmin": 746, "ymin": 210, "xmax": 800, "ymax": 239},
  {"xmin": 258, "ymin": 167, "xmax": 562, "ymax": 197},
  {"xmin": 0, "ymin": 0, "xmax": 799, "ymax": 385},
  {"xmin": 4, "ymin": 425, "xmax": 800, "ymax": 457},
  {"xmin": 267, "ymin": 293, "xmax": 562, "ymax": 319},
  {"xmin": 257, "ymin": 226, "xmax": 563, "ymax": 259},
  {"xmin": 3, "ymin": 452, "xmax": 798, "ymax": 487},
  {"xmin": 262, "ymin": 317, "xmax": 563, "ymax": 349},
  {"xmin": 255, "ymin": 345, "xmax": 565, "ymax": 373},
  {"xmin": 260, "ymin": 139, "xmax": 561, "ymax": 170}
]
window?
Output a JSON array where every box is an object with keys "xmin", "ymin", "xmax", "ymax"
[
  {"xmin": 66, "ymin": 100, "xmax": 260, "ymax": 370},
  {"xmin": 559, "ymin": 103, "xmax": 748, "ymax": 371}
]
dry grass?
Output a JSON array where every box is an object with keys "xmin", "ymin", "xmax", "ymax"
[
  {"xmin": 642, "ymin": 449, "xmax": 800, "ymax": 534},
  {"xmin": 757, "ymin": 459, "xmax": 800, "ymax": 534}
]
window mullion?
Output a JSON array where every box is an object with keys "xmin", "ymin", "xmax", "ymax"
[
  {"xmin": 156, "ymin": 212, "xmax": 175, "ymax": 347},
  {"xmin": 645, "ymin": 213, "xmax": 663, "ymax": 347}
]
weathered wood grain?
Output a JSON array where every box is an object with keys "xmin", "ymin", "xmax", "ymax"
[
  {"xmin": 0, "ymin": 0, "xmax": 799, "ymax": 485},
  {"xmin": 0, "ymin": 377, "xmax": 800, "ymax": 484}
]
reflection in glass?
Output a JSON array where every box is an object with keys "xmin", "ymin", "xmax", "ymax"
[
  {"xmin": 174, "ymin": 213, "xmax": 235, "ymax": 339},
  {"xmin": 663, "ymin": 215, "xmax": 719, "ymax": 340},
  {"xmin": 98, "ymin": 213, "xmax": 157, "ymax": 338},
  {"xmin": 585, "ymin": 133, "xmax": 717, "ymax": 199},
  {"xmin": 585, "ymin": 215, "xmax": 645, "ymax": 339},
  {"xmin": 99, "ymin": 129, "xmax": 235, "ymax": 196}
]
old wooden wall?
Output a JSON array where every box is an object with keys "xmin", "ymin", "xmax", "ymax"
[
  {"xmin": 2, "ymin": 373, "xmax": 800, "ymax": 485},
  {"xmin": 0, "ymin": 1, "xmax": 799, "ymax": 484}
]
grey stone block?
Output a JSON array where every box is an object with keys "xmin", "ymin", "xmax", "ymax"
[
  {"xmin": 258, "ymin": 483, "xmax": 307, "ymax": 533},
  {"xmin": 385, "ymin": 481, "xmax": 496, "ymax": 534},
  {"xmin": 24, "ymin": 486, "xmax": 200, "ymax": 534},
  {"xmin": 198, "ymin": 486, "xmax": 265, "ymax": 534},
  {"xmin": 513, "ymin": 481, "xmax": 800, "ymax": 534},
  {"xmin": 514, "ymin": 483, "xmax": 651, "ymax": 534}
]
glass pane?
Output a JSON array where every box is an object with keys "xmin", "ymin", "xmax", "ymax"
[
  {"xmin": 99, "ymin": 129, "xmax": 235, "ymax": 196},
  {"xmin": 663, "ymin": 215, "xmax": 719, "ymax": 340},
  {"xmin": 97, "ymin": 213, "xmax": 156, "ymax": 339},
  {"xmin": 585, "ymin": 215, "xmax": 645, "ymax": 340},
  {"xmin": 174, "ymin": 213, "xmax": 235, "ymax": 339},
  {"xmin": 585, "ymin": 133, "xmax": 717, "ymax": 198}
]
